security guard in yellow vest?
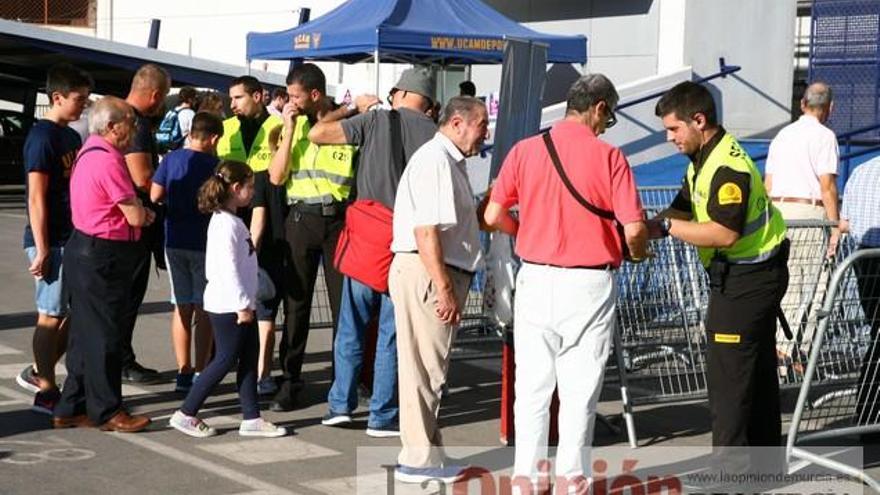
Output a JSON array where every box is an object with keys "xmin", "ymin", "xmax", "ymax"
[
  {"xmin": 268, "ymin": 63, "xmax": 356, "ymax": 411},
  {"xmin": 219, "ymin": 77, "xmax": 290, "ymax": 397},
  {"xmin": 648, "ymin": 82, "xmax": 790, "ymax": 452}
]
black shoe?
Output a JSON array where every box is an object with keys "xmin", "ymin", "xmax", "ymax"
[
  {"xmin": 270, "ymin": 394, "xmax": 297, "ymax": 412},
  {"xmin": 122, "ymin": 362, "xmax": 161, "ymax": 384},
  {"xmin": 270, "ymin": 380, "xmax": 303, "ymax": 412}
]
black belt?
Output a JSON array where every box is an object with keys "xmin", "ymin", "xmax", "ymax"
[
  {"xmin": 290, "ymin": 201, "xmax": 347, "ymax": 217},
  {"xmin": 523, "ymin": 259, "xmax": 612, "ymax": 271},
  {"xmin": 70, "ymin": 229, "xmax": 141, "ymax": 250}
]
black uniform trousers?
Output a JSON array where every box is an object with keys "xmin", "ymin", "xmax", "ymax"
[
  {"xmin": 853, "ymin": 251, "xmax": 880, "ymax": 424},
  {"xmin": 705, "ymin": 245, "xmax": 789, "ymax": 448},
  {"xmin": 276, "ymin": 204, "xmax": 345, "ymax": 399},
  {"xmin": 55, "ymin": 230, "xmax": 145, "ymax": 424}
]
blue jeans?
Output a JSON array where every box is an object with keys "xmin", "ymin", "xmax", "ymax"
[{"xmin": 328, "ymin": 276, "xmax": 398, "ymax": 427}]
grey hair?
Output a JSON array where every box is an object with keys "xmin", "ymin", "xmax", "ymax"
[
  {"xmin": 439, "ymin": 96, "xmax": 486, "ymax": 126},
  {"xmin": 803, "ymin": 82, "xmax": 833, "ymax": 109},
  {"xmin": 566, "ymin": 73, "xmax": 619, "ymax": 114},
  {"xmin": 88, "ymin": 96, "xmax": 132, "ymax": 135}
]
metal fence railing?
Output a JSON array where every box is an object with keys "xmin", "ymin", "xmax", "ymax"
[
  {"xmin": 304, "ymin": 191, "xmax": 856, "ymax": 451},
  {"xmin": 613, "ymin": 219, "xmax": 849, "ymax": 447},
  {"xmin": 786, "ymin": 247, "xmax": 880, "ymax": 491}
]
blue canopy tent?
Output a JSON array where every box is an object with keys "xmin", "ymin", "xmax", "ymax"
[{"xmin": 246, "ymin": 0, "xmax": 586, "ymax": 93}]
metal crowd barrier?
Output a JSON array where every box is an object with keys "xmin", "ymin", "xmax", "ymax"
[
  {"xmin": 613, "ymin": 218, "xmax": 846, "ymax": 447},
  {"xmin": 304, "ymin": 190, "xmax": 855, "ymax": 452},
  {"xmin": 308, "ymin": 266, "xmax": 494, "ymax": 361},
  {"xmin": 785, "ymin": 247, "xmax": 880, "ymax": 491}
]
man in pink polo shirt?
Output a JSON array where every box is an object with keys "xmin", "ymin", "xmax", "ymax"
[
  {"xmin": 54, "ymin": 96, "xmax": 156, "ymax": 433},
  {"xmin": 485, "ymin": 74, "xmax": 647, "ymax": 491}
]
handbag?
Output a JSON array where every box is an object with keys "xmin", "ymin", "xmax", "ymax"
[
  {"xmin": 542, "ymin": 132, "xmax": 631, "ymax": 262},
  {"xmin": 332, "ymin": 110, "xmax": 404, "ymax": 293}
]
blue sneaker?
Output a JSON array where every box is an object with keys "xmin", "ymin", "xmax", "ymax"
[
  {"xmin": 366, "ymin": 423, "xmax": 399, "ymax": 438},
  {"xmin": 321, "ymin": 411, "xmax": 352, "ymax": 426},
  {"xmin": 175, "ymin": 372, "xmax": 194, "ymax": 393},
  {"xmin": 394, "ymin": 464, "xmax": 466, "ymax": 484}
]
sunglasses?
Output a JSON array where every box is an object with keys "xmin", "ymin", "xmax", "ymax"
[{"xmin": 604, "ymin": 102, "xmax": 617, "ymax": 128}]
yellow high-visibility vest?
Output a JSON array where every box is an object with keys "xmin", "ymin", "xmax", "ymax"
[{"xmin": 687, "ymin": 132, "xmax": 786, "ymax": 267}]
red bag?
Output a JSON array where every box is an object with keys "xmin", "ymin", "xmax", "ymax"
[{"xmin": 334, "ymin": 199, "xmax": 394, "ymax": 293}]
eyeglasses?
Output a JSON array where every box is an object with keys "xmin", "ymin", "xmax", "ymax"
[{"xmin": 387, "ymin": 89, "xmax": 407, "ymax": 105}]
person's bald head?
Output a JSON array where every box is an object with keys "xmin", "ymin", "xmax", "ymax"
[
  {"xmin": 801, "ymin": 82, "xmax": 833, "ymax": 123},
  {"xmin": 127, "ymin": 63, "xmax": 171, "ymax": 116}
]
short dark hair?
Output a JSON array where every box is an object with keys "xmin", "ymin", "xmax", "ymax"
[
  {"xmin": 46, "ymin": 63, "xmax": 94, "ymax": 97},
  {"xmin": 459, "ymin": 80, "xmax": 476, "ymax": 97},
  {"xmin": 655, "ymin": 81, "xmax": 717, "ymax": 126},
  {"xmin": 178, "ymin": 86, "xmax": 198, "ymax": 105},
  {"xmin": 230, "ymin": 75, "xmax": 263, "ymax": 96},
  {"xmin": 189, "ymin": 112, "xmax": 224, "ymax": 140},
  {"xmin": 271, "ymin": 87, "xmax": 287, "ymax": 100},
  {"xmin": 286, "ymin": 63, "xmax": 326, "ymax": 95}
]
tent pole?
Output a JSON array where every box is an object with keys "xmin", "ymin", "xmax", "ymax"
[{"xmin": 374, "ymin": 49, "xmax": 380, "ymax": 96}]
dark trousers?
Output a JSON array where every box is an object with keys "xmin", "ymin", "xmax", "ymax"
[
  {"xmin": 120, "ymin": 244, "xmax": 150, "ymax": 369},
  {"xmin": 55, "ymin": 230, "xmax": 144, "ymax": 424},
  {"xmin": 854, "ymin": 253, "xmax": 880, "ymax": 424},
  {"xmin": 705, "ymin": 254, "xmax": 789, "ymax": 448},
  {"xmin": 277, "ymin": 208, "xmax": 344, "ymax": 395},
  {"xmin": 181, "ymin": 312, "xmax": 260, "ymax": 420}
]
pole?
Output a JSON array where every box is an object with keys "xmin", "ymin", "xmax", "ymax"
[
  {"xmin": 288, "ymin": 8, "xmax": 311, "ymax": 74},
  {"xmin": 147, "ymin": 19, "xmax": 160, "ymax": 49},
  {"xmin": 374, "ymin": 48, "xmax": 380, "ymax": 96}
]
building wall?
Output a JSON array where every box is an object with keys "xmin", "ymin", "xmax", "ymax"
[{"xmin": 681, "ymin": 0, "xmax": 797, "ymax": 138}]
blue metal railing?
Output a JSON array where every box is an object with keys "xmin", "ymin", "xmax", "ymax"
[{"xmin": 482, "ymin": 58, "xmax": 741, "ymax": 155}]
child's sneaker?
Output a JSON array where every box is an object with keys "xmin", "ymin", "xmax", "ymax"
[
  {"xmin": 169, "ymin": 410, "xmax": 217, "ymax": 438},
  {"xmin": 32, "ymin": 388, "xmax": 61, "ymax": 415},
  {"xmin": 16, "ymin": 365, "xmax": 41, "ymax": 394},
  {"xmin": 175, "ymin": 372, "xmax": 195, "ymax": 393},
  {"xmin": 239, "ymin": 418, "xmax": 287, "ymax": 437},
  {"xmin": 257, "ymin": 376, "xmax": 277, "ymax": 396}
]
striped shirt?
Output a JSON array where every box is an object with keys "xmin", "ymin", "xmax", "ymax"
[{"xmin": 841, "ymin": 158, "xmax": 880, "ymax": 247}]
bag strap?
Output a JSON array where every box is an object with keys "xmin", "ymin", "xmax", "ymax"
[
  {"xmin": 542, "ymin": 132, "xmax": 614, "ymax": 221},
  {"xmin": 388, "ymin": 109, "xmax": 406, "ymax": 173}
]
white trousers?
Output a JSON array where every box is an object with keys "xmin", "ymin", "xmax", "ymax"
[{"xmin": 512, "ymin": 262, "xmax": 617, "ymax": 483}]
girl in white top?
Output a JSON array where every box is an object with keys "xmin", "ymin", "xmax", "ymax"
[{"xmin": 169, "ymin": 160, "xmax": 286, "ymax": 438}]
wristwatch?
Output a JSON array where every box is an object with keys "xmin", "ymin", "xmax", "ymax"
[{"xmin": 659, "ymin": 217, "xmax": 672, "ymax": 237}]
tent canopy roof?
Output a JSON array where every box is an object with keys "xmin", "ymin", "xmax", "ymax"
[{"xmin": 246, "ymin": 0, "xmax": 586, "ymax": 65}]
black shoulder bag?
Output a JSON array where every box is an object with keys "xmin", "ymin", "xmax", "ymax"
[{"xmin": 542, "ymin": 132, "xmax": 631, "ymax": 262}]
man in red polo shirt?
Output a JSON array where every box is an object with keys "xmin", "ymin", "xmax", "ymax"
[{"xmin": 484, "ymin": 73, "xmax": 647, "ymax": 491}]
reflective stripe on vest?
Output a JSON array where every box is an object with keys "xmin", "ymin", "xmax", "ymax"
[
  {"xmin": 216, "ymin": 115, "xmax": 283, "ymax": 172},
  {"xmin": 686, "ymin": 133, "xmax": 787, "ymax": 267},
  {"xmin": 285, "ymin": 115, "xmax": 356, "ymax": 203}
]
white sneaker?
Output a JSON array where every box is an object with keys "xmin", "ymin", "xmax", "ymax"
[
  {"xmin": 169, "ymin": 410, "xmax": 217, "ymax": 438},
  {"xmin": 239, "ymin": 418, "xmax": 287, "ymax": 437}
]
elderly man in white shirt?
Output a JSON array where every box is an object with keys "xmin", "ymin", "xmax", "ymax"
[
  {"xmin": 765, "ymin": 82, "xmax": 840, "ymax": 370},
  {"xmin": 388, "ymin": 96, "xmax": 488, "ymax": 485}
]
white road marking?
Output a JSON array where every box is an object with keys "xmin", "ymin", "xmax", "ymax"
[
  {"xmin": 111, "ymin": 433, "xmax": 303, "ymax": 495},
  {"xmin": 0, "ymin": 343, "xmax": 22, "ymax": 356},
  {"xmin": 198, "ymin": 436, "xmax": 340, "ymax": 466}
]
